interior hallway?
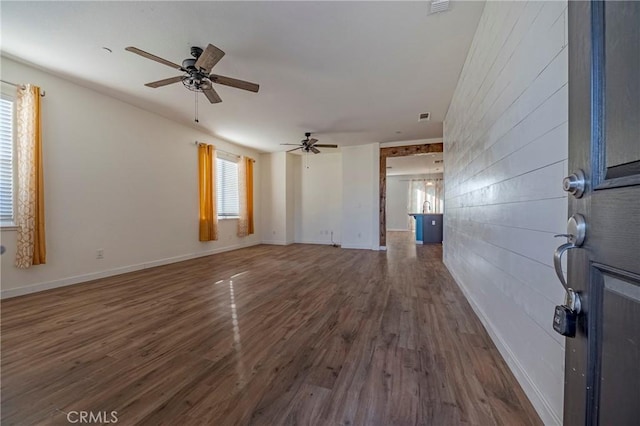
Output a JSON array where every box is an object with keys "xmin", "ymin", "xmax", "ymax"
[{"xmin": 1, "ymin": 233, "xmax": 540, "ymax": 425}]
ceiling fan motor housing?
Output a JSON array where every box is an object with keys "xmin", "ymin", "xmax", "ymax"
[
  {"xmin": 190, "ymin": 46, "xmax": 203, "ymax": 58},
  {"xmin": 182, "ymin": 58, "xmax": 197, "ymax": 70}
]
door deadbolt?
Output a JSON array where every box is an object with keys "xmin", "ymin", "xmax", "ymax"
[{"xmin": 562, "ymin": 170, "xmax": 586, "ymax": 198}]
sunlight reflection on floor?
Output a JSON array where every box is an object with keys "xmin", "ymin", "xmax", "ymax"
[
  {"xmin": 386, "ymin": 230, "xmax": 418, "ymax": 259},
  {"xmin": 229, "ymin": 279, "xmax": 247, "ymax": 388}
]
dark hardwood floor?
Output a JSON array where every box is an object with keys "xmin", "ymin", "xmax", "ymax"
[{"xmin": 1, "ymin": 231, "xmax": 541, "ymax": 425}]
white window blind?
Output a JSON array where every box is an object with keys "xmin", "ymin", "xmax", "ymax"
[
  {"xmin": 0, "ymin": 97, "xmax": 14, "ymax": 223},
  {"xmin": 216, "ymin": 157, "xmax": 239, "ymax": 217}
]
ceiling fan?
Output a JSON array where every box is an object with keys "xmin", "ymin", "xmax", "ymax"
[
  {"xmin": 281, "ymin": 133, "xmax": 338, "ymax": 154},
  {"xmin": 125, "ymin": 44, "xmax": 259, "ymax": 104}
]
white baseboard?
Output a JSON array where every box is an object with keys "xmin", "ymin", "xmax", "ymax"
[
  {"xmin": 1, "ymin": 241, "xmax": 260, "ymax": 299},
  {"xmin": 294, "ymin": 239, "xmax": 340, "ymax": 246},
  {"xmin": 260, "ymin": 240, "xmax": 290, "ymax": 246},
  {"xmin": 444, "ymin": 259, "xmax": 562, "ymax": 426},
  {"xmin": 340, "ymin": 244, "xmax": 370, "ymax": 250},
  {"xmin": 340, "ymin": 243, "xmax": 379, "ymax": 251}
]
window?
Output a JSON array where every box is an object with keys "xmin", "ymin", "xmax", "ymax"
[
  {"xmin": 0, "ymin": 96, "xmax": 14, "ymax": 225},
  {"xmin": 216, "ymin": 156, "xmax": 239, "ymax": 218}
]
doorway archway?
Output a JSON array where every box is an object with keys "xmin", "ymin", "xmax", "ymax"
[{"xmin": 379, "ymin": 142, "xmax": 443, "ymax": 247}]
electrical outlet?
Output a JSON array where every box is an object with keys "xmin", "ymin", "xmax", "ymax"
[{"xmin": 96, "ymin": 249, "xmax": 104, "ymax": 259}]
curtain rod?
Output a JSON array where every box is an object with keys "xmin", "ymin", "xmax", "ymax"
[
  {"xmin": 0, "ymin": 79, "xmax": 46, "ymax": 97},
  {"xmin": 194, "ymin": 142, "xmax": 255, "ymax": 162}
]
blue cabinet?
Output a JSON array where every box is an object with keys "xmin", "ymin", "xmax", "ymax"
[
  {"xmin": 409, "ymin": 214, "xmax": 443, "ymax": 244},
  {"xmin": 411, "ymin": 214, "xmax": 424, "ymax": 243}
]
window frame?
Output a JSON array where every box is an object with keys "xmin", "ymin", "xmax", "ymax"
[
  {"xmin": 0, "ymin": 90, "xmax": 17, "ymax": 230},
  {"xmin": 215, "ymin": 154, "xmax": 240, "ymax": 220}
]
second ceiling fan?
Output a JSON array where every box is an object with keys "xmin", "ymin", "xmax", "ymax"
[
  {"xmin": 282, "ymin": 133, "xmax": 338, "ymax": 154},
  {"xmin": 125, "ymin": 43, "xmax": 259, "ymax": 104}
]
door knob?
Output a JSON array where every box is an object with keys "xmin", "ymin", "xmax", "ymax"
[
  {"xmin": 562, "ymin": 169, "xmax": 586, "ymax": 198},
  {"xmin": 553, "ymin": 214, "xmax": 586, "ymax": 313}
]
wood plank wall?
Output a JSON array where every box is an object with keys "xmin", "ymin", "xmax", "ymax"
[{"xmin": 442, "ymin": 2, "xmax": 569, "ymax": 424}]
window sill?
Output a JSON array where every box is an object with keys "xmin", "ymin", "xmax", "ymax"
[
  {"xmin": 218, "ymin": 216, "xmax": 239, "ymax": 220},
  {"xmin": 1, "ymin": 224, "xmax": 18, "ymax": 231}
]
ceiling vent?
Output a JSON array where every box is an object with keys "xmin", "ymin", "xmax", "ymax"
[
  {"xmin": 419, "ymin": 112, "xmax": 431, "ymax": 121},
  {"xmin": 429, "ymin": 0, "xmax": 450, "ymax": 14}
]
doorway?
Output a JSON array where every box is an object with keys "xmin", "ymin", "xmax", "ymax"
[
  {"xmin": 379, "ymin": 143, "xmax": 443, "ymax": 247},
  {"xmin": 385, "ymin": 153, "xmax": 444, "ymax": 243}
]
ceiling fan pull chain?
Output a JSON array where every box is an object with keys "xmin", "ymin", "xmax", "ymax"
[{"xmin": 194, "ymin": 91, "xmax": 199, "ymax": 123}]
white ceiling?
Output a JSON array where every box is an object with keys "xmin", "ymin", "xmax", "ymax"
[
  {"xmin": 0, "ymin": 1, "xmax": 484, "ymax": 152},
  {"xmin": 386, "ymin": 152, "xmax": 444, "ymax": 176}
]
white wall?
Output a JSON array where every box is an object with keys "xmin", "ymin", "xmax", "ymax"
[
  {"xmin": 260, "ymin": 152, "xmax": 298, "ymax": 245},
  {"xmin": 260, "ymin": 152, "xmax": 286, "ymax": 244},
  {"xmin": 263, "ymin": 146, "xmax": 379, "ymax": 250},
  {"xmin": 443, "ymin": 2, "xmax": 568, "ymax": 424},
  {"xmin": 386, "ymin": 176, "xmax": 409, "ymax": 231},
  {"xmin": 0, "ymin": 57, "xmax": 262, "ymax": 298},
  {"xmin": 285, "ymin": 153, "xmax": 296, "ymax": 244},
  {"xmin": 295, "ymin": 153, "xmax": 342, "ymax": 244},
  {"xmin": 341, "ymin": 143, "xmax": 380, "ymax": 250}
]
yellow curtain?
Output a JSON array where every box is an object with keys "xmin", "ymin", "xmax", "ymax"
[
  {"xmin": 246, "ymin": 157, "xmax": 254, "ymax": 235},
  {"xmin": 237, "ymin": 156, "xmax": 254, "ymax": 237},
  {"xmin": 15, "ymin": 84, "xmax": 46, "ymax": 268},
  {"xmin": 198, "ymin": 143, "xmax": 217, "ymax": 241}
]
